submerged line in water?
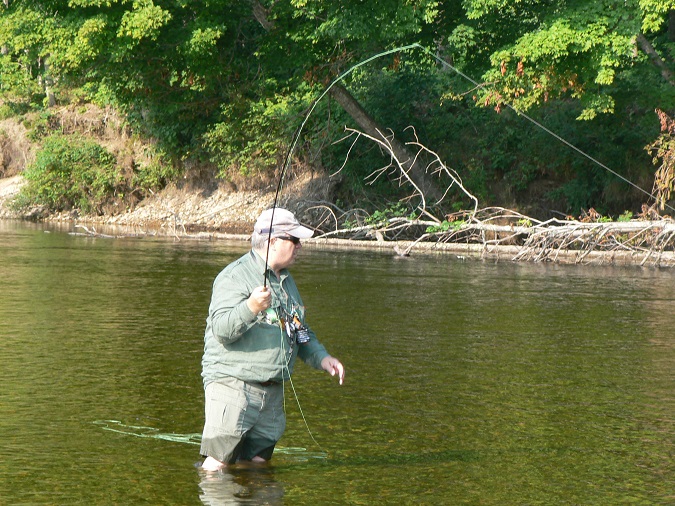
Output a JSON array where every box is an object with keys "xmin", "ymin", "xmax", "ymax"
[
  {"xmin": 93, "ymin": 420, "xmax": 202, "ymax": 445},
  {"xmin": 275, "ymin": 320, "xmax": 330, "ymax": 457},
  {"xmin": 92, "ymin": 420, "xmax": 327, "ymax": 459}
]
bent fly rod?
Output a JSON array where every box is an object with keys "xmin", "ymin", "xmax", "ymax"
[{"xmin": 262, "ymin": 43, "xmax": 421, "ymax": 287}]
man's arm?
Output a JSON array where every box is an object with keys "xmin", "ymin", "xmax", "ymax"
[{"xmin": 210, "ymin": 276, "xmax": 271, "ymax": 344}]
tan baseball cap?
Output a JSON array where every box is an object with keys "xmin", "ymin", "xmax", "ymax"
[{"xmin": 254, "ymin": 208, "xmax": 314, "ymax": 238}]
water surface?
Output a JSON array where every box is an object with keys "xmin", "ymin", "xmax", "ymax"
[{"xmin": 1, "ymin": 220, "xmax": 674, "ymax": 504}]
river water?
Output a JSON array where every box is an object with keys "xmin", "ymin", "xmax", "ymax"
[{"xmin": 1, "ymin": 219, "xmax": 674, "ymax": 505}]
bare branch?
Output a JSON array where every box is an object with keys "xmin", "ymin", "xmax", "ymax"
[{"xmin": 317, "ymin": 127, "xmax": 675, "ymax": 266}]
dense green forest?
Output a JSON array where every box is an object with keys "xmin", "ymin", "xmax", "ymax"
[{"xmin": 2, "ymin": 0, "xmax": 675, "ymax": 222}]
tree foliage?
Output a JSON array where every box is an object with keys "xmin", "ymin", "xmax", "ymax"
[
  {"xmin": 16, "ymin": 133, "xmax": 120, "ymax": 213},
  {"xmin": 2, "ymin": 0, "xmax": 675, "ymax": 216}
]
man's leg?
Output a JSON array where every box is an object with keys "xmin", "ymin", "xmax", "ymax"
[
  {"xmin": 238, "ymin": 383, "xmax": 285, "ymax": 462},
  {"xmin": 200, "ymin": 379, "xmax": 248, "ymax": 470},
  {"xmin": 200, "ymin": 380, "xmax": 284, "ymax": 468},
  {"xmin": 202, "ymin": 455, "xmax": 227, "ymax": 471}
]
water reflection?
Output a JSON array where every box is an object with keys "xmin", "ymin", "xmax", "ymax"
[
  {"xmin": 198, "ymin": 466, "xmax": 284, "ymax": 505},
  {"xmin": 2, "ymin": 220, "xmax": 675, "ymax": 504}
]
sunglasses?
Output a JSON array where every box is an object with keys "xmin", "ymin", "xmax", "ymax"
[{"xmin": 277, "ymin": 236, "xmax": 301, "ymax": 245}]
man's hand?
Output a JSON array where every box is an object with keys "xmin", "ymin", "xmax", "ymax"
[
  {"xmin": 321, "ymin": 356, "xmax": 345, "ymax": 385},
  {"xmin": 247, "ymin": 286, "xmax": 272, "ymax": 314}
]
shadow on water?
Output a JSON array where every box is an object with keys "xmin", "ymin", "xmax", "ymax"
[{"xmin": 323, "ymin": 448, "xmax": 480, "ymax": 467}]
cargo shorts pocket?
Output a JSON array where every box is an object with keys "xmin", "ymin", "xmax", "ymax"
[{"xmin": 204, "ymin": 380, "xmax": 248, "ymax": 437}]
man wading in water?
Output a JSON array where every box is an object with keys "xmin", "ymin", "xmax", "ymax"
[{"xmin": 199, "ymin": 208, "xmax": 345, "ymax": 471}]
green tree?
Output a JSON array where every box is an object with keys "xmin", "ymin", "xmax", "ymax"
[
  {"xmin": 3, "ymin": 0, "xmax": 675, "ymax": 216},
  {"xmin": 450, "ymin": 0, "xmax": 675, "ymax": 118},
  {"xmin": 1, "ymin": 1, "xmax": 266, "ymax": 152}
]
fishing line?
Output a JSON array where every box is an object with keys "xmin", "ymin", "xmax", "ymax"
[
  {"xmin": 413, "ymin": 43, "xmax": 675, "ymax": 215},
  {"xmin": 257, "ymin": 45, "xmax": 420, "ymax": 446},
  {"xmin": 265, "ymin": 277, "xmax": 328, "ymax": 456},
  {"xmin": 282, "ymin": 346, "xmax": 328, "ymax": 456},
  {"xmin": 262, "ymin": 41, "xmax": 672, "ymax": 237},
  {"xmin": 256, "ymin": 39, "xmax": 668, "ymax": 457},
  {"xmin": 93, "ymin": 419, "xmax": 202, "ymax": 445}
]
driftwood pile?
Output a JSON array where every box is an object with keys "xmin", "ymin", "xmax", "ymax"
[
  {"xmin": 301, "ymin": 204, "xmax": 675, "ymax": 267},
  {"xmin": 298, "ymin": 127, "xmax": 675, "ymax": 267}
]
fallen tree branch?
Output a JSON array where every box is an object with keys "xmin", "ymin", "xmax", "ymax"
[{"xmin": 313, "ymin": 127, "xmax": 675, "ymax": 266}]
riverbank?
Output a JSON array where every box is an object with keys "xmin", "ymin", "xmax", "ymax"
[
  {"xmin": 2, "ymin": 174, "xmax": 675, "ymax": 267},
  {"xmin": 0, "ymin": 174, "xmax": 270, "ymax": 234},
  {"xmin": 0, "ymin": 170, "xmax": 326, "ymax": 236}
]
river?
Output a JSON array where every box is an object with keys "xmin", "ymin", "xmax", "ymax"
[{"xmin": 1, "ymin": 219, "xmax": 674, "ymax": 505}]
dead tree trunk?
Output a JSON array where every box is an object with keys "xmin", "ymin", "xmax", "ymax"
[
  {"xmin": 249, "ymin": 1, "xmax": 443, "ymax": 203},
  {"xmin": 328, "ymin": 83, "xmax": 444, "ymax": 203},
  {"xmin": 637, "ymin": 33, "xmax": 675, "ymax": 86}
]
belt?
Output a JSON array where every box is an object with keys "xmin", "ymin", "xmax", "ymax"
[{"xmin": 258, "ymin": 380, "xmax": 280, "ymax": 387}]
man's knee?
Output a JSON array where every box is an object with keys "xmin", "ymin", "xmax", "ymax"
[{"xmin": 240, "ymin": 439, "xmax": 276, "ymax": 461}]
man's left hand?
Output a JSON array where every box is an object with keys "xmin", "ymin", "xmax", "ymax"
[{"xmin": 321, "ymin": 356, "xmax": 345, "ymax": 385}]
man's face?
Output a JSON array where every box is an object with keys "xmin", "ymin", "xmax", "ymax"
[{"xmin": 269, "ymin": 235, "xmax": 301, "ymax": 271}]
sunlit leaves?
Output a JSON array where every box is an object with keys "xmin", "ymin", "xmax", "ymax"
[
  {"xmin": 577, "ymin": 93, "xmax": 615, "ymax": 120},
  {"xmin": 68, "ymin": 0, "xmax": 129, "ymax": 6},
  {"xmin": 204, "ymin": 84, "xmax": 313, "ymax": 178},
  {"xmin": 640, "ymin": 0, "xmax": 675, "ymax": 33},
  {"xmin": 466, "ymin": 0, "xmax": 650, "ymax": 118},
  {"xmin": 464, "ymin": 0, "xmax": 530, "ymax": 19},
  {"xmin": 60, "ymin": 16, "xmax": 110, "ymax": 70},
  {"xmin": 184, "ymin": 27, "xmax": 224, "ymax": 56},
  {"xmin": 447, "ymin": 25, "xmax": 479, "ymax": 65},
  {"xmin": 117, "ymin": 0, "xmax": 172, "ymax": 42},
  {"xmin": 286, "ymin": 0, "xmax": 440, "ymax": 45}
]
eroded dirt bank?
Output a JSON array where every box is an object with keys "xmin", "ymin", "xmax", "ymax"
[{"xmin": 0, "ymin": 171, "xmax": 321, "ymax": 237}]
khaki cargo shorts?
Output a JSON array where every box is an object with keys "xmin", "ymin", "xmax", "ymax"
[{"xmin": 200, "ymin": 376, "xmax": 286, "ymax": 464}]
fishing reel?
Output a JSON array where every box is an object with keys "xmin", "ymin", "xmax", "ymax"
[{"xmin": 286, "ymin": 314, "xmax": 311, "ymax": 344}]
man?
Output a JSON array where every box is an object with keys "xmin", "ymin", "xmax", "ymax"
[{"xmin": 200, "ymin": 207, "xmax": 345, "ymax": 471}]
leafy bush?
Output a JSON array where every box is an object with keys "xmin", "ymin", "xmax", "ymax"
[
  {"xmin": 16, "ymin": 134, "xmax": 120, "ymax": 214},
  {"xmin": 618, "ymin": 211, "xmax": 633, "ymax": 222},
  {"xmin": 364, "ymin": 202, "xmax": 414, "ymax": 226},
  {"xmin": 131, "ymin": 160, "xmax": 178, "ymax": 193},
  {"xmin": 23, "ymin": 111, "xmax": 56, "ymax": 142},
  {"xmin": 0, "ymin": 104, "xmax": 16, "ymax": 120},
  {"xmin": 203, "ymin": 85, "xmax": 311, "ymax": 180}
]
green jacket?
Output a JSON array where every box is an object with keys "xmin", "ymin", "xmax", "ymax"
[{"xmin": 201, "ymin": 249, "xmax": 329, "ymax": 386}]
